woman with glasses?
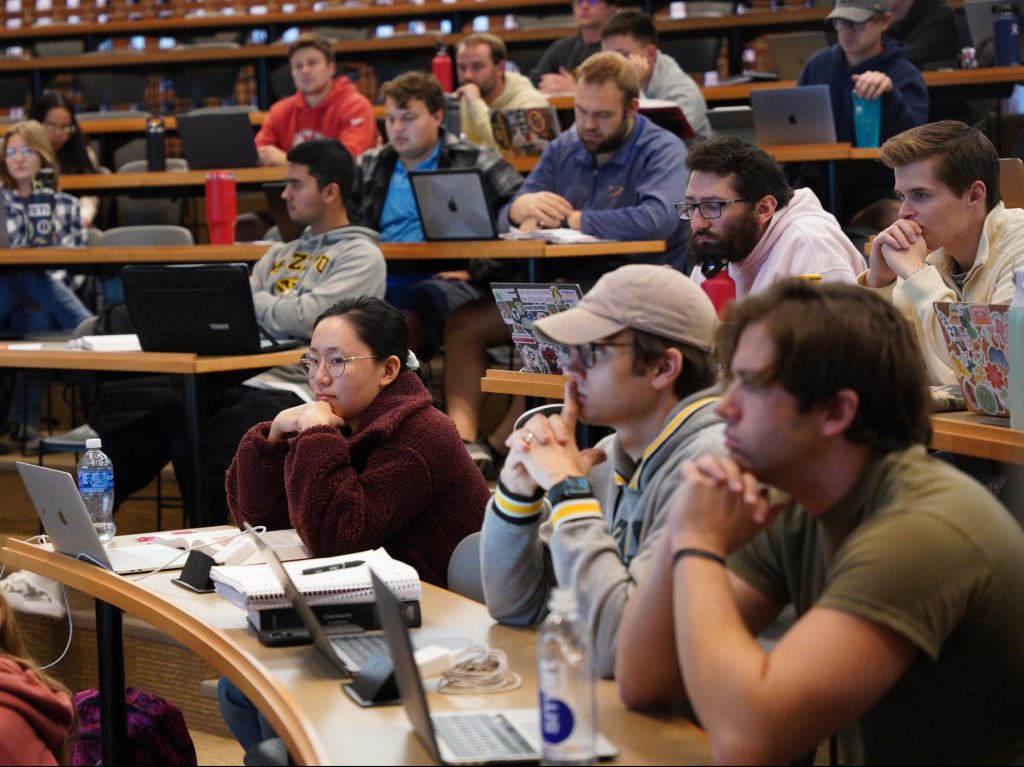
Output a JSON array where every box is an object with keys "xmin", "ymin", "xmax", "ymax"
[
  {"xmin": 0, "ymin": 120, "xmax": 92, "ymax": 447},
  {"xmin": 30, "ymin": 90, "xmax": 100, "ymax": 228},
  {"xmin": 226, "ymin": 296, "xmax": 488, "ymax": 589}
]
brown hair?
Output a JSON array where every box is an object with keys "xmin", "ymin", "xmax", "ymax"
[
  {"xmin": 0, "ymin": 592, "xmax": 76, "ymax": 763},
  {"xmin": 287, "ymin": 33, "xmax": 334, "ymax": 65},
  {"xmin": 879, "ymin": 120, "xmax": 1001, "ymax": 211},
  {"xmin": 631, "ymin": 330, "xmax": 718, "ymax": 399},
  {"xmin": 601, "ymin": 8, "xmax": 658, "ymax": 46},
  {"xmin": 380, "ymin": 71, "xmax": 444, "ymax": 115},
  {"xmin": 576, "ymin": 51, "xmax": 640, "ymax": 107},
  {"xmin": 716, "ymin": 280, "xmax": 932, "ymax": 452},
  {"xmin": 0, "ymin": 120, "xmax": 59, "ymax": 191},
  {"xmin": 456, "ymin": 33, "xmax": 508, "ymax": 64}
]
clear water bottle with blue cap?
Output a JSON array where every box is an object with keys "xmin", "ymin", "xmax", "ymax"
[{"xmin": 77, "ymin": 438, "xmax": 116, "ymax": 543}]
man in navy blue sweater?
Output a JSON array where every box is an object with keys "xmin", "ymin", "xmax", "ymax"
[{"xmin": 796, "ymin": 0, "xmax": 928, "ymax": 228}]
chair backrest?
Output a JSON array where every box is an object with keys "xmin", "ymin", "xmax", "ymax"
[
  {"xmin": 77, "ymin": 111, "xmax": 154, "ymax": 123},
  {"xmin": 76, "ymin": 71, "xmax": 147, "ymax": 111},
  {"xmin": 446, "ymin": 532, "xmax": 484, "ymax": 603},
  {"xmin": 34, "ymin": 39, "xmax": 85, "ymax": 57},
  {"xmin": 118, "ymin": 158, "xmax": 189, "ymax": 174},
  {"xmin": 662, "ymin": 36, "xmax": 723, "ymax": 75},
  {"xmin": 182, "ymin": 105, "xmax": 256, "ymax": 116},
  {"xmin": 98, "ymin": 225, "xmax": 194, "ymax": 247}
]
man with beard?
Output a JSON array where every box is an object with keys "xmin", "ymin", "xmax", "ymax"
[
  {"xmin": 444, "ymin": 51, "xmax": 689, "ymax": 476},
  {"xmin": 685, "ymin": 137, "xmax": 865, "ymax": 297}
]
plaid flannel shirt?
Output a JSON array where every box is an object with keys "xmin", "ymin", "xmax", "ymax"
[{"xmin": 1, "ymin": 189, "xmax": 84, "ymax": 248}]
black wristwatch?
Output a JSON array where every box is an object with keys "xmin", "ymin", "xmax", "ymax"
[{"xmin": 547, "ymin": 476, "xmax": 593, "ymax": 506}]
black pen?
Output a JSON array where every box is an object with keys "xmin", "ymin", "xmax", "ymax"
[{"xmin": 302, "ymin": 560, "xmax": 366, "ymax": 575}]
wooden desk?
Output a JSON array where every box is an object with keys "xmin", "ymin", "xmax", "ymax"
[
  {"xmin": 0, "ymin": 535, "xmax": 712, "ymax": 766},
  {"xmin": 482, "ymin": 370, "xmax": 1024, "ymax": 464},
  {"xmin": 0, "ymin": 243, "xmax": 267, "ymax": 266},
  {"xmin": 0, "ymin": 112, "xmax": 268, "ymax": 137},
  {"xmin": 0, "ymin": 345, "xmax": 303, "ymax": 526},
  {"xmin": 59, "ymin": 166, "xmax": 286, "ymax": 193}
]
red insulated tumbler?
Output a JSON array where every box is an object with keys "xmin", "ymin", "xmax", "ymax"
[{"xmin": 205, "ymin": 171, "xmax": 237, "ymax": 244}]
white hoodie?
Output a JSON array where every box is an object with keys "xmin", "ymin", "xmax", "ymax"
[{"xmin": 690, "ymin": 188, "xmax": 866, "ymax": 297}]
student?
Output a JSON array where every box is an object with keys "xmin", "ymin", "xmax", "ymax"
[
  {"xmin": 530, "ymin": 0, "xmax": 622, "ymax": 93},
  {"xmin": 683, "ymin": 137, "xmax": 865, "ymax": 296},
  {"xmin": 797, "ymin": 0, "xmax": 927, "ymax": 226},
  {"xmin": 255, "ymin": 33, "xmax": 378, "ymax": 164},
  {"xmin": 454, "ymin": 32, "xmax": 549, "ymax": 150},
  {"xmin": 861, "ymin": 121, "xmax": 1024, "ymax": 385},
  {"xmin": 0, "ymin": 592, "xmax": 76, "ymax": 765},
  {"xmin": 481, "ymin": 264, "xmax": 724, "ymax": 677},
  {"xmin": 616, "ymin": 281, "xmax": 1024, "ymax": 765},
  {"xmin": 29, "ymin": 90, "xmax": 100, "ymax": 228},
  {"xmin": 446, "ymin": 52, "xmax": 689, "ymax": 474},
  {"xmin": 0, "ymin": 120, "xmax": 92, "ymax": 448},
  {"xmin": 347, "ymin": 71, "xmax": 522, "ymax": 356},
  {"xmin": 227, "ymin": 296, "xmax": 488, "ymax": 586},
  {"xmin": 96, "ymin": 139, "xmax": 386, "ymax": 522},
  {"xmin": 600, "ymin": 9, "xmax": 711, "ymax": 140}
]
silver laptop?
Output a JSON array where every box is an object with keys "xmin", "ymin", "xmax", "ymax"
[
  {"xmin": 409, "ymin": 169, "xmax": 498, "ymax": 241},
  {"xmin": 706, "ymin": 106, "xmax": 756, "ymax": 145},
  {"xmin": 751, "ymin": 84, "xmax": 837, "ymax": 145},
  {"xmin": 243, "ymin": 523, "xmax": 467, "ymax": 679},
  {"xmin": 766, "ymin": 31, "xmax": 829, "ymax": 80},
  {"xmin": 16, "ymin": 462, "xmax": 184, "ymax": 574},
  {"xmin": 371, "ymin": 569, "xmax": 619, "ymax": 765}
]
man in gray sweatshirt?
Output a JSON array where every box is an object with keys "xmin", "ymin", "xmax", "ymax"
[{"xmin": 481, "ymin": 264, "xmax": 725, "ymax": 677}]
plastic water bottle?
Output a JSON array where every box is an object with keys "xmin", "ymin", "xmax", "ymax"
[
  {"xmin": 77, "ymin": 438, "xmax": 116, "ymax": 543},
  {"xmin": 1010, "ymin": 268, "xmax": 1024, "ymax": 431},
  {"xmin": 537, "ymin": 588, "xmax": 595, "ymax": 766}
]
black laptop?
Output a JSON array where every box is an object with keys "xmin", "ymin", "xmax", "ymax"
[
  {"xmin": 122, "ymin": 263, "xmax": 301, "ymax": 355},
  {"xmin": 177, "ymin": 111, "xmax": 260, "ymax": 170}
]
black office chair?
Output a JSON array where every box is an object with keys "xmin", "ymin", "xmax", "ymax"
[
  {"xmin": 661, "ymin": 36, "xmax": 724, "ymax": 76},
  {"xmin": 76, "ymin": 70, "xmax": 148, "ymax": 111},
  {"xmin": 170, "ymin": 43, "xmax": 243, "ymax": 108}
]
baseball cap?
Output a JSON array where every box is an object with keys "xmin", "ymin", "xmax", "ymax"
[
  {"xmin": 533, "ymin": 264, "xmax": 718, "ymax": 352},
  {"xmin": 826, "ymin": 0, "xmax": 891, "ymax": 22}
]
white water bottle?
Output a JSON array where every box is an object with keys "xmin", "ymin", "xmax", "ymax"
[
  {"xmin": 537, "ymin": 588, "xmax": 595, "ymax": 766},
  {"xmin": 77, "ymin": 438, "xmax": 116, "ymax": 543},
  {"xmin": 1010, "ymin": 268, "xmax": 1024, "ymax": 431}
]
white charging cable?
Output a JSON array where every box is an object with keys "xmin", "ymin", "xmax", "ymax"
[{"xmin": 436, "ymin": 644, "xmax": 523, "ymax": 695}]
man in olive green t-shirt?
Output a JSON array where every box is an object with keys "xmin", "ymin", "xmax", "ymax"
[{"xmin": 616, "ymin": 281, "xmax": 1024, "ymax": 765}]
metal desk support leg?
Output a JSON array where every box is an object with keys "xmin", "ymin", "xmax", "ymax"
[
  {"xmin": 96, "ymin": 599, "xmax": 127, "ymax": 765},
  {"xmin": 181, "ymin": 373, "xmax": 207, "ymax": 527}
]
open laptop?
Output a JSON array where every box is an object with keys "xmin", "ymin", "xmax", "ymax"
[
  {"xmin": 706, "ymin": 106, "xmax": 756, "ymax": 145},
  {"xmin": 371, "ymin": 570, "xmax": 618, "ymax": 765},
  {"xmin": 177, "ymin": 111, "xmax": 260, "ymax": 170},
  {"xmin": 966, "ymin": 0, "xmax": 1024, "ymax": 65},
  {"xmin": 490, "ymin": 106, "xmax": 560, "ymax": 157},
  {"xmin": 409, "ymin": 169, "xmax": 498, "ymax": 241},
  {"xmin": 122, "ymin": 263, "xmax": 302, "ymax": 356},
  {"xmin": 934, "ymin": 302, "xmax": 1012, "ymax": 419},
  {"xmin": 243, "ymin": 523, "xmax": 468, "ymax": 678},
  {"xmin": 765, "ymin": 31, "xmax": 829, "ymax": 81},
  {"xmin": 16, "ymin": 462, "xmax": 185, "ymax": 574},
  {"xmin": 751, "ymin": 85, "xmax": 837, "ymax": 145},
  {"xmin": 492, "ymin": 283, "xmax": 583, "ymax": 374}
]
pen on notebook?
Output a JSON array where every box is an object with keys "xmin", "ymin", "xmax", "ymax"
[{"xmin": 302, "ymin": 560, "xmax": 366, "ymax": 575}]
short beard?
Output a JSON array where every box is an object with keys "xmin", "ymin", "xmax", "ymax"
[
  {"xmin": 582, "ymin": 114, "xmax": 631, "ymax": 155},
  {"xmin": 689, "ymin": 210, "xmax": 762, "ymax": 266}
]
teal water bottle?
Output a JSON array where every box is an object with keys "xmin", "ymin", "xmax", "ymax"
[{"xmin": 1010, "ymin": 268, "xmax": 1024, "ymax": 430}]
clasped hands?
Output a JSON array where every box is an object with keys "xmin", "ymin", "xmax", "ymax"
[
  {"xmin": 500, "ymin": 380, "xmax": 607, "ymax": 495},
  {"xmin": 866, "ymin": 218, "xmax": 929, "ymax": 288},
  {"xmin": 268, "ymin": 400, "xmax": 345, "ymax": 442},
  {"xmin": 509, "ymin": 192, "xmax": 580, "ymax": 232}
]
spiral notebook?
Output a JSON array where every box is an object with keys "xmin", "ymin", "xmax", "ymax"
[{"xmin": 210, "ymin": 546, "xmax": 421, "ymax": 610}]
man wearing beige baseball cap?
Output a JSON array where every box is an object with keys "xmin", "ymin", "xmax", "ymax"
[{"xmin": 479, "ymin": 263, "xmax": 726, "ymax": 677}]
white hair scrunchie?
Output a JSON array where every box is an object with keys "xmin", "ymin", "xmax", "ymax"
[{"xmin": 406, "ymin": 350, "xmax": 421, "ymax": 371}]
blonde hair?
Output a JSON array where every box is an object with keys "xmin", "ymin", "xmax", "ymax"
[
  {"xmin": 0, "ymin": 119, "xmax": 60, "ymax": 191},
  {"xmin": 0, "ymin": 591, "xmax": 76, "ymax": 763},
  {"xmin": 576, "ymin": 51, "xmax": 640, "ymax": 106}
]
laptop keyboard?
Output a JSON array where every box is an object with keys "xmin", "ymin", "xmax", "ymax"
[
  {"xmin": 329, "ymin": 633, "xmax": 389, "ymax": 669},
  {"xmin": 433, "ymin": 713, "xmax": 535, "ymax": 759},
  {"xmin": 108, "ymin": 545, "xmax": 183, "ymax": 572}
]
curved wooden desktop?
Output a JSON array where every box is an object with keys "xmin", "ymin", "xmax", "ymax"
[{"xmin": 1, "ymin": 537, "xmax": 711, "ymax": 766}]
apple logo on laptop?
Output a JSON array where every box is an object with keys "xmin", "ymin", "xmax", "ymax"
[
  {"xmin": 447, "ymin": 197, "xmax": 458, "ymax": 213},
  {"xmin": 788, "ymin": 114, "xmax": 798, "ymax": 125},
  {"xmin": 57, "ymin": 508, "xmax": 68, "ymax": 526}
]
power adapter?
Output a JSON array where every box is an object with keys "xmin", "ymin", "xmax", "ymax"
[{"xmin": 414, "ymin": 645, "xmax": 457, "ymax": 678}]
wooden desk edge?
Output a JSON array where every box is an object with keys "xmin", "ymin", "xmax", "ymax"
[{"xmin": 0, "ymin": 538, "xmax": 324, "ymax": 765}]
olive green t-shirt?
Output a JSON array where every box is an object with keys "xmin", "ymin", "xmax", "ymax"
[{"xmin": 730, "ymin": 445, "xmax": 1024, "ymax": 765}]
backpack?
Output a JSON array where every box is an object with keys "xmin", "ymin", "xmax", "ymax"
[{"xmin": 70, "ymin": 687, "xmax": 198, "ymax": 766}]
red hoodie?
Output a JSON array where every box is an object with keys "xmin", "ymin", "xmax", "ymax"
[
  {"xmin": 0, "ymin": 657, "xmax": 74, "ymax": 766},
  {"xmin": 256, "ymin": 76, "xmax": 378, "ymax": 158}
]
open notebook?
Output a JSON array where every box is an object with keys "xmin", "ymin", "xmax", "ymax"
[{"xmin": 209, "ymin": 546, "xmax": 421, "ymax": 610}]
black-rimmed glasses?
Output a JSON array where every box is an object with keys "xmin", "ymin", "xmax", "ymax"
[
  {"xmin": 299, "ymin": 353, "xmax": 377, "ymax": 379},
  {"xmin": 568, "ymin": 341, "xmax": 632, "ymax": 369},
  {"xmin": 675, "ymin": 199, "xmax": 749, "ymax": 220}
]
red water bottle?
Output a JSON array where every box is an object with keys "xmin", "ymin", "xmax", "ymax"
[
  {"xmin": 432, "ymin": 42, "xmax": 453, "ymax": 93},
  {"xmin": 205, "ymin": 171, "xmax": 237, "ymax": 245},
  {"xmin": 700, "ymin": 259, "xmax": 736, "ymax": 319}
]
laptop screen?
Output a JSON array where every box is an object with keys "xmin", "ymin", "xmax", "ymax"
[
  {"xmin": 409, "ymin": 169, "xmax": 498, "ymax": 241},
  {"xmin": 177, "ymin": 111, "xmax": 260, "ymax": 170}
]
